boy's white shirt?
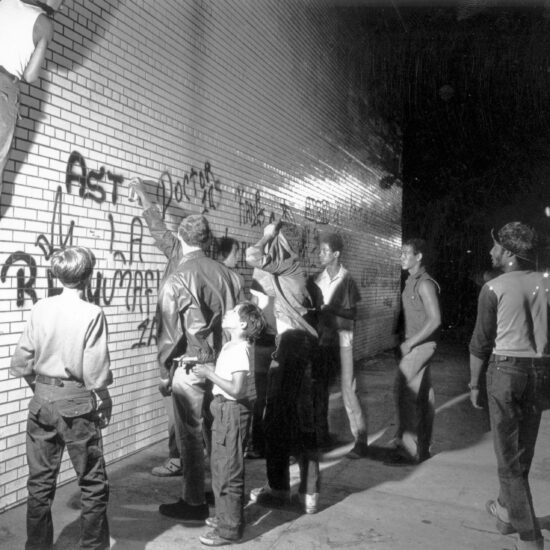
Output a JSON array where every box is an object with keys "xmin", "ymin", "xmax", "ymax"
[{"xmin": 212, "ymin": 340, "xmax": 254, "ymax": 401}]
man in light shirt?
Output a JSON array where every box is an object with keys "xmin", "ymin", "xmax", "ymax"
[
  {"xmin": 469, "ymin": 222, "xmax": 548, "ymax": 550},
  {"xmin": 311, "ymin": 232, "xmax": 366, "ymax": 458}
]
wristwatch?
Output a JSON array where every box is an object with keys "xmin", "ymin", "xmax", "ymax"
[{"xmin": 468, "ymin": 382, "xmax": 479, "ymax": 390}]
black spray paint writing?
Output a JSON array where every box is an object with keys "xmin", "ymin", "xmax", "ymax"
[
  {"xmin": 65, "ymin": 151, "xmax": 124, "ymax": 205},
  {"xmin": 156, "ymin": 162, "xmax": 221, "ymax": 218}
]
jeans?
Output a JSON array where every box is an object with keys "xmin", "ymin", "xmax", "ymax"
[
  {"xmin": 26, "ymin": 383, "xmax": 109, "ymax": 550},
  {"xmin": 394, "ymin": 341, "xmax": 436, "ymax": 459},
  {"xmin": 210, "ymin": 396, "xmax": 251, "ymax": 540},
  {"xmin": 486, "ymin": 356, "xmax": 548, "ymax": 542},
  {"xmin": 171, "ymin": 366, "xmax": 211, "ymax": 505},
  {"xmin": 0, "ymin": 71, "xmax": 19, "ymax": 189}
]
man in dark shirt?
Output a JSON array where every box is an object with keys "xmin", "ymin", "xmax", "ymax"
[
  {"xmin": 469, "ymin": 222, "xmax": 548, "ymax": 550},
  {"xmin": 388, "ymin": 238, "xmax": 441, "ymax": 465}
]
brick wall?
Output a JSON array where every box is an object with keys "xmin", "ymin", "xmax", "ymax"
[{"xmin": 0, "ymin": 0, "xmax": 402, "ymax": 511}]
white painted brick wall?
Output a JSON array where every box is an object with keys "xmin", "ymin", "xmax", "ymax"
[{"xmin": 0, "ymin": 0, "xmax": 401, "ymax": 511}]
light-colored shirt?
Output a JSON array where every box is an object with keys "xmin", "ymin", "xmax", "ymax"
[
  {"xmin": 0, "ymin": 0, "xmax": 42, "ymax": 79},
  {"xmin": 315, "ymin": 265, "xmax": 354, "ymax": 346},
  {"xmin": 212, "ymin": 340, "xmax": 255, "ymax": 401},
  {"xmin": 470, "ymin": 270, "xmax": 550, "ymax": 359},
  {"xmin": 10, "ymin": 292, "xmax": 112, "ymax": 390}
]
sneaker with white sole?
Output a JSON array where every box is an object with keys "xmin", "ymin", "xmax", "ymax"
[
  {"xmin": 250, "ymin": 485, "xmax": 290, "ymax": 506},
  {"xmin": 151, "ymin": 458, "xmax": 182, "ymax": 477},
  {"xmin": 298, "ymin": 492, "xmax": 319, "ymax": 514}
]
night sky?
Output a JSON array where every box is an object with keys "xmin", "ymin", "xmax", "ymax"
[{"xmin": 338, "ymin": 0, "xmax": 550, "ymax": 337}]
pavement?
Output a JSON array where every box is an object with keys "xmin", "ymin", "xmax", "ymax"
[{"xmin": 2, "ymin": 340, "xmax": 550, "ymax": 550}]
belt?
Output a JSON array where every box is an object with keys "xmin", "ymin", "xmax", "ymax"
[
  {"xmin": 491, "ymin": 354, "xmax": 549, "ymax": 366},
  {"xmin": 36, "ymin": 374, "xmax": 83, "ymax": 387}
]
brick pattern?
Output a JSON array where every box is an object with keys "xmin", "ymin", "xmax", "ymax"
[{"xmin": 0, "ymin": 1, "xmax": 401, "ymax": 511}]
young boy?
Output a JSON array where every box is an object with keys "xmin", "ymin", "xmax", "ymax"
[
  {"xmin": 192, "ymin": 302, "xmax": 265, "ymax": 546},
  {"xmin": 10, "ymin": 246, "xmax": 112, "ymax": 550}
]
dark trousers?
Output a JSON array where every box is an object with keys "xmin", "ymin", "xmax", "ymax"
[
  {"xmin": 210, "ymin": 396, "xmax": 251, "ymax": 540},
  {"xmin": 312, "ymin": 345, "xmax": 339, "ymax": 445},
  {"xmin": 486, "ymin": 357, "xmax": 547, "ymax": 542},
  {"xmin": 26, "ymin": 385, "xmax": 109, "ymax": 550},
  {"xmin": 264, "ymin": 363, "xmax": 320, "ymax": 496},
  {"xmin": 250, "ymin": 338, "xmax": 275, "ymax": 455}
]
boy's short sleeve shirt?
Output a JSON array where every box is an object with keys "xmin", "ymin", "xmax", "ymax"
[{"xmin": 213, "ymin": 340, "xmax": 255, "ymax": 401}]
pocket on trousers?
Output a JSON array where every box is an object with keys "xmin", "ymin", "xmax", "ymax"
[
  {"xmin": 56, "ymin": 395, "xmax": 94, "ymax": 418},
  {"xmin": 28, "ymin": 396, "xmax": 43, "ymax": 416}
]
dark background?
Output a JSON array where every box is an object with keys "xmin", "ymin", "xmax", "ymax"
[{"xmin": 337, "ymin": 0, "xmax": 550, "ymax": 340}]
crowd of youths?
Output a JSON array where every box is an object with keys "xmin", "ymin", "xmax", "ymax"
[{"xmin": 9, "ymin": 174, "xmax": 549, "ymax": 550}]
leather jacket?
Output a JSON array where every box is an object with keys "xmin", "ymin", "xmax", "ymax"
[{"xmin": 157, "ymin": 250, "xmax": 241, "ymax": 378}]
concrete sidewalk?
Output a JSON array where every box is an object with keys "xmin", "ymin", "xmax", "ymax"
[{"xmin": 2, "ymin": 342, "xmax": 550, "ymax": 549}]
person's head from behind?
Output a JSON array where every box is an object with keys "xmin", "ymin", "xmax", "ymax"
[
  {"xmin": 490, "ymin": 222, "xmax": 537, "ymax": 270},
  {"xmin": 51, "ymin": 246, "xmax": 95, "ymax": 289},
  {"xmin": 219, "ymin": 237, "xmax": 240, "ymax": 269},
  {"xmin": 401, "ymin": 238, "xmax": 428, "ymax": 271},
  {"xmin": 222, "ymin": 302, "xmax": 265, "ymax": 343},
  {"xmin": 319, "ymin": 232, "xmax": 344, "ymax": 268},
  {"xmin": 177, "ymin": 214, "xmax": 210, "ymax": 251}
]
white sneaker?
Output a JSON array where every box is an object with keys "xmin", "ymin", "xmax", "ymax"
[
  {"xmin": 298, "ymin": 492, "xmax": 319, "ymax": 514},
  {"xmin": 250, "ymin": 485, "xmax": 290, "ymax": 505}
]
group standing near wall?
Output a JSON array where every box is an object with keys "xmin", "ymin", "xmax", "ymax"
[{"xmin": 0, "ymin": 0, "xmax": 402, "ymax": 520}]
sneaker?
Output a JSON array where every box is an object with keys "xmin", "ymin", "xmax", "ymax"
[
  {"xmin": 151, "ymin": 458, "xmax": 182, "ymax": 477},
  {"xmin": 486, "ymin": 499, "xmax": 516, "ymax": 535},
  {"xmin": 250, "ymin": 485, "xmax": 290, "ymax": 506},
  {"xmin": 159, "ymin": 499, "xmax": 209, "ymax": 522},
  {"xmin": 199, "ymin": 530, "xmax": 237, "ymax": 546},
  {"xmin": 205, "ymin": 516, "xmax": 219, "ymax": 528},
  {"xmin": 298, "ymin": 492, "xmax": 319, "ymax": 514},
  {"xmin": 345, "ymin": 442, "xmax": 369, "ymax": 460}
]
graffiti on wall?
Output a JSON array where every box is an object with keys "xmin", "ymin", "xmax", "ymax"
[{"xmin": 1, "ymin": 150, "xmax": 386, "ymax": 347}]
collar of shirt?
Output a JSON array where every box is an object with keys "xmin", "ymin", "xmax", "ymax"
[
  {"xmin": 178, "ymin": 249, "xmax": 206, "ymax": 265},
  {"xmin": 316, "ymin": 264, "xmax": 347, "ymax": 286}
]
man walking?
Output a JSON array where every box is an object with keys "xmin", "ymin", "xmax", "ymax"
[
  {"xmin": 388, "ymin": 238, "xmax": 441, "ymax": 465},
  {"xmin": 469, "ymin": 222, "xmax": 547, "ymax": 550},
  {"xmin": 156, "ymin": 214, "xmax": 241, "ymax": 522}
]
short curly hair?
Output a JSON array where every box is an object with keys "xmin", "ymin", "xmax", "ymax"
[
  {"xmin": 236, "ymin": 302, "xmax": 266, "ymax": 342},
  {"xmin": 178, "ymin": 215, "xmax": 211, "ymax": 247},
  {"xmin": 51, "ymin": 247, "xmax": 95, "ymax": 288},
  {"xmin": 493, "ymin": 222, "xmax": 537, "ymax": 263},
  {"xmin": 319, "ymin": 232, "xmax": 344, "ymax": 253}
]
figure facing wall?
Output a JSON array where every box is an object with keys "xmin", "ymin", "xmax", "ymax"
[{"xmin": 0, "ymin": 0, "xmax": 401, "ymax": 511}]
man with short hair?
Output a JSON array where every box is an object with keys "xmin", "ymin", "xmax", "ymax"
[
  {"xmin": 388, "ymin": 238, "xmax": 441, "ymax": 465},
  {"xmin": 311, "ymin": 232, "xmax": 366, "ymax": 458},
  {"xmin": 10, "ymin": 246, "xmax": 112, "ymax": 550},
  {"xmin": 157, "ymin": 214, "xmax": 241, "ymax": 522},
  {"xmin": 469, "ymin": 222, "xmax": 547, "ymax": 550}
]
